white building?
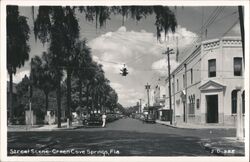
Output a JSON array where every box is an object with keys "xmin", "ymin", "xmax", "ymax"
[{"xmin": 163, "ymin": 37, "xmax": 244, "ymax": 126}]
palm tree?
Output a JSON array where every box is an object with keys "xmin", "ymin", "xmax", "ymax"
[
  {"xmin": 31, "ymin": 52, "xmax": 57, "ymax": 114},
  {"xmin": 87, "ymin": 62, "xmax": 105, "ymax": 111},
  {"xmin": 7, "ymin": 6, "xmax": 30, "ymax": 123},
  {"xmin": 72, "ymin": 39, "xmax": 92, "ymax": 109},
  {"xmin": 34, "ymin": 6, "xmax": 79, "ymax": 127}
]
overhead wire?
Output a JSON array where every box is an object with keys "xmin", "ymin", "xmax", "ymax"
[{"xmin": 75, "ymin": 7, "xmax": 240, "ymax": 85}]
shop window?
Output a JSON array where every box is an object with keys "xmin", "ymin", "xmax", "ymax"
[
  {"xmin": 188, "ymin": 95, "xmax": 195, "ymax": 115},
  {"xmin": 231, "ymin": 90, "xmax": 237, "ymax": 114},
  {"xmin": 196, "ymin": 99, "xmax": 200, "ymax": 109},
  {"xmin": 242, "ymin": 91, "xmax": 245, "ymax": 114}
]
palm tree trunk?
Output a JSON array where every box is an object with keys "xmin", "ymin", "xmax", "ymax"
[
  {"xmin": 79, "ymin": 80, "xmax": 82, "ymax": 106},
  {"xmin": 56, "ymin": 71, "xmax": 61, "ymax": 128},
  {"xmin": 45, "ymin": 92, "xmax": 49, "ymax": 113},
  {"xmin": 66, "ymin": 69, "xmax": 72, "ymax": 124},
  {"xmin": 86, "ymin": 84, "xmax": 89, "ymax": 113},
  {"xmin": 9, "ymin": 71, "xmax": 13, "ymax": 124}
]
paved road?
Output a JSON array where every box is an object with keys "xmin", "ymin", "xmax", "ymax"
[{"xmin": 8, "ymin": 118, "xmax": 236, "ymax": 156}]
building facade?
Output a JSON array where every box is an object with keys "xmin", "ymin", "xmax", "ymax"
[{"xmin": 163, "ymin": 37, "xmax": 244, "ymax": 126}]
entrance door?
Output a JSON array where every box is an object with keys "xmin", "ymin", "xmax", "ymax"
[{"xmin": 206, "ymin": 95, "xmax": 218, "ymax": 123}]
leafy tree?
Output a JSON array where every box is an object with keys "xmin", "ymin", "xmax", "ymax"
[
  {"xmin": 16, "ymin": 75, "xmax": 46, "ymax": 124},
  {"xmin": 34, "ymin": 6, "xmax": 79, "ymax": 127},
  {"xmin": 31, "ymin": 52, "xmax": 57, "ymax": 113},
  {"xmin": 105, "ymin": 87, "xmax": 118, "ymax": 112},
  {"xmin": 7, "ymin": 6, "xmax": 30, "ymax": 123},
  {"xmin": 72, "ymin": 39, "xmax": 92, "ymax": 109},
  {"xmin": 32, "ymin": 5, "xmax": 177, "ymax": 126},
  {"xmin": 79, "ymin": 6, "xmax": 177, "ymax": 40}
]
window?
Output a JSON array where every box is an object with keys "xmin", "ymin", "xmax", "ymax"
[
  {"xmin": 234, "ymin": 57, "xmax": 242, "ymax": 76},
  {"xmin": 208, "ymin": 59, "xmax": 216, "ymax": 77},
  {"xmin": 196, "ymin": 99, "xmax": 200, "ymax": 109},
  {"xmin": 231, "ymin": 90, "xmax": 237, "ymax": 114},
  {"xmin": 172, "ymin": 82, "xmax": 174, "ymax": 94},
  {"xmin": 177, "ymin": 79, "xmax": 179, "ymax": 91},
  {"xmin": 242, "ymin": 91, "xmax": 245, "ymax": 114},
  {"xmin": 188, "ymin": 94, "xmax": 195, "ymax": 115},
  {"xmin": 183, "ymin": 74, "xmax": 185, "ymax": 88},
  {"xmin": 190, "ymin": 68, "xmax": 193, "ymax": 84}
]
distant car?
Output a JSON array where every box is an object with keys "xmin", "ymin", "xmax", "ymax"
[
  {"xmin": 139, "ymin": 114, "xmax": 145, "ymax": 121},
  {"xmin": 87, "ymin": 113, "xmax": 102, "ymax": 126},
  {"xmin": 144, "ymin": 114, "xmax": 156, "ymax": 123}
]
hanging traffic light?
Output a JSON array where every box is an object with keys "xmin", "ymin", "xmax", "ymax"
[{"xmin": 120, "ymin": 64, "xmax": 128, "ymax": 76}]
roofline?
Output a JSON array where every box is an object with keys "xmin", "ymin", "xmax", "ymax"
[{"xmin": 165, "ymin": 36, "xmax": 242, "ymax": 82}]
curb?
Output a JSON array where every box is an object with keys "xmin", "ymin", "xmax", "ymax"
[
  {"xmin": 155, "ymin": 121, "xmax": 194, "ymax": 129},
  {"xmin": 8, "ymin": 126, "xmax": 78, "ymax": 132},
  {"xmin": 155, "ymin": 121, "xmax": 236, "ymax": 130}
]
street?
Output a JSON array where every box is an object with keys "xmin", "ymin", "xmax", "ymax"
[{"xmin": 8, "ymin": 118, "xmax": 236, "ymax": 156}]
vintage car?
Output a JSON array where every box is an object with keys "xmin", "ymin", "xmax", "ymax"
[
  {"xmin": 87, "ymin": 113, "xmax": 102, "ymax": 126},
  {"xmin": 144, "ymin": 114, "xmax": 156, "ymax": 123}
]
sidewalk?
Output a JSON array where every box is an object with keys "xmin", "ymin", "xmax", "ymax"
[
  {"xmin": 156, "ymin": 120, "xmax": 236, "ymax": 129},
  {"xmin": 201, "ymin": 137, "xmax": 245, "ymax": 156},
  {"xmin": 156, "ymin": 120, "xmax": 244, "ymax": 156},
  {"xmin": 8, "ymin": 122, "xmax": 78, "ymax": 132}
]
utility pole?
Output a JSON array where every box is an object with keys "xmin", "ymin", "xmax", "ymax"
[
  {"xmin": 139, "ymin": 99, "xmax": 142, "ymax": 113},
  {"xmin": 238, "ymin": 6, "xmax": 245, "ymax": 67},
  {"xmin": 176, "ymin": 36, "xmax": 179, "ymax": 62},
  {"xmin": 163, "ymin": 47, "xmax": 174, "ymax": 125},
  {"xmin": 237, "ymin": 6, "xmax": 244, "ymax": 141},
  {"xmin": 145, "ymin": 83, "xmax": 151, "ymax": 109},
  {"xmin": 184, "ymin": 63, "xmax": 188, "ymax": 123}
]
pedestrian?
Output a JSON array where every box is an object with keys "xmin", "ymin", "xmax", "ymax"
[{"xmin": 102, "ymin": 113, "xmax": 107, "ymax": 127}]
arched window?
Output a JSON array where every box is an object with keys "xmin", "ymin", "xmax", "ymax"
[
  {"xmin": 231, "ymin": 90, "xmax": 237, "ymax": 114},
  {"xmin": 234, "ymin": 57, "xmax": 242, "ymax": 76}
]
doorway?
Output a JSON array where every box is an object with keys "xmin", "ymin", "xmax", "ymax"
[
  {"xmin": 206, "ymin": 95, "xmax": 218, "ymax": 123},
  {"xmin": 183, "ymin": 102, "xmax": 186, "ymax": 122}
]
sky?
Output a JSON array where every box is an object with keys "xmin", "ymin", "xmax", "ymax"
[{"xmin": 12, "ymin": 6, "xmax": 241, "ymax": 107}]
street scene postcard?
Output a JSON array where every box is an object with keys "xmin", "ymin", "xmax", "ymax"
[{"xmin": 0, "ymin": 0, "xmax": 249, "ymax": 162}]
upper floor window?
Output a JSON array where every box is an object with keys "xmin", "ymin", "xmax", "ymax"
[
  {"xmin": 172, "ymin": 82, "xmax": 174, "ymax": 94},
  {"xmin": 183, "ymin": 74, "xmax": 185, "ymax": 88},
  {"xmin": 234, "ymin": 57, "xmax": 242, "ymax": 76},
  {"xmin": 190, "ymin": 68, "xmax": 193, "ymax": 84},
  {"xmin": 208, "ymin": 59, "xmax": 216, "ymax": 77},
  {"xmin": 177, "ymin": 79, "xmax": 179, "ymax": 91}
]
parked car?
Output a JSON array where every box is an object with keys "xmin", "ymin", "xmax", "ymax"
[
  {"xmin": 144, "ymin": 114, "xmax": 156, "ymax": 123},
  {"xmin": 87, "ymin": 113, "xmax": 102, "ymax": 126}
]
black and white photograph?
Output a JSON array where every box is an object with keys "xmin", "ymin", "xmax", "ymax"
[{"xmin": 0, "ymin": 0, "xmax": 249, "ymax": 162}]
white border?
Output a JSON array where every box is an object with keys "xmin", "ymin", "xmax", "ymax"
[{"xmin": 1, "ymin": 1, "xmax": 249, "ymax": 162}]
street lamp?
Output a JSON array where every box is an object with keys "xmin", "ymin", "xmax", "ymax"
[{"xmin": 145, "ymin": 83, "xmax": 151, "ymax": 108}]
